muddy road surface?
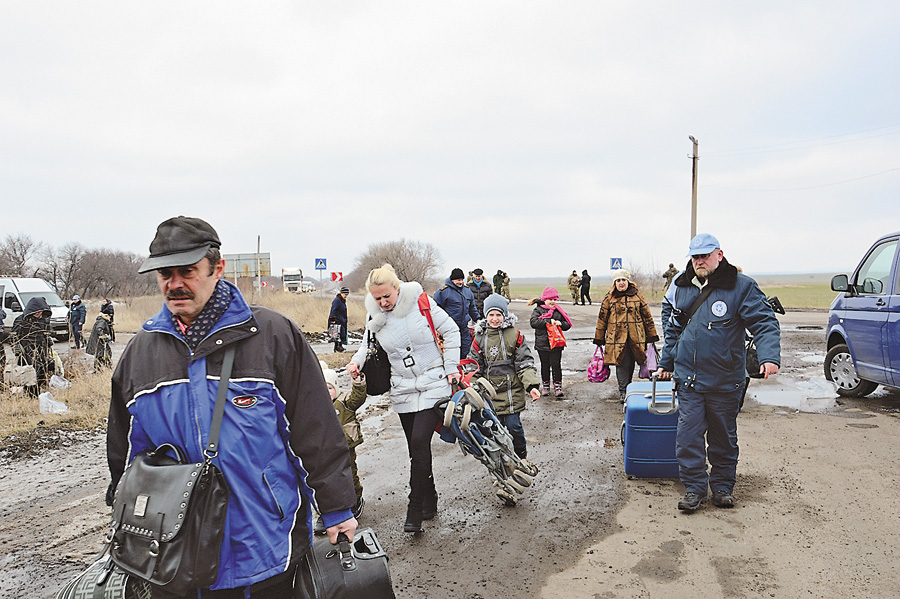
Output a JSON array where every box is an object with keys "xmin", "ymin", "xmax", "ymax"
[{"xmin": 2, "ymin": 301, "xmax": 898, "ymax": 598}]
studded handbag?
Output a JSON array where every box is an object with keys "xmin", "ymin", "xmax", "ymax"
[{"xmin": 106, "ymin": 347, "xmax": 234, "ymax": 594}]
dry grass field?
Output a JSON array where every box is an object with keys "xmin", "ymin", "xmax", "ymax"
[{"xmin": 0, "ymin": 291, "xmax": 366, "ymax": 449}]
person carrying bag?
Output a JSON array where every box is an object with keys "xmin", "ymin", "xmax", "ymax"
[{"xmin": 106, "ymin": 347, "xmax": 235, "ymax": 594}]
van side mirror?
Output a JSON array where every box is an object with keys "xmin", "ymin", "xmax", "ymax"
[
  {"xmin": 831, "ymin": 274, "xmax": 849, "ymax": 292},
  {"xmin": 861, "ymin": 278, "xmax": 884, "ymax": 294},
  {"xmin": 8, "ymin": 299, "xmax": 22, "ymax": 312}
]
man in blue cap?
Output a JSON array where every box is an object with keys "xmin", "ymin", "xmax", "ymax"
[{"xmin": 657, "ymin": 233, "xmax": 781, "ymax": 512}]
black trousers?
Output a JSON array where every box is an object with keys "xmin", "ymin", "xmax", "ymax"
[
  {"xmin": 150, "ymin": 569, "xmax": 295, "ymax": 598},
  {"xmin": 398, "ymin": 408, "xmax": 440, "ymax": 509},
  {"xmin": 537, "ymin": 348, "xmax": 563, "ymax": 383},
  {"xmin": 615, "ymin": 343, "xmax": 637, "ymax": 399},
  {"xmin": 580, "ymin": 289, "xmax": 591, "ymax": 305}
]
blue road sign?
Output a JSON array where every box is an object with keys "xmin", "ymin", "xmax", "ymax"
[
  {"xmin": 610, "ymin": 257, "xmax": 623, "ymax": 270},
  {"xmin": 315, "ymin": 258, "xmax": 327, "ymax": 270}
]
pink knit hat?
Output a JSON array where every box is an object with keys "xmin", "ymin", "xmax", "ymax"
[{"xmin": 541, "ymin": 286, "xmax": 560, "ymax": 301}]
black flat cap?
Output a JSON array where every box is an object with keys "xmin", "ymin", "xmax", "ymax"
[{"xmin": 138, "ymin": 216, "xmax": 221, "ymax": 273}]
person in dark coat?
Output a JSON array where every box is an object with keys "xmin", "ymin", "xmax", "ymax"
[
  {"xmin": 580, "ymin": 270, "xmax": 592, "ymax": 305},
  {"xmin": 12, "ymin": 297, "xmax": 54, "ymax": 397},
  {"xmin": 433, "ymin": 268, "xmax": 480, "ymax": 359},
  {"xmin": 68, "ymin": 295, "xmax": 87, "ymax": 349},
  {"xmin": 86, "ymin": 313, "xmax": 113, "ymax": 369},
  {"xmin": 466, "ymin": 268, "xmax": 493, "ymax": 319},
  {"xmin": 101, "ymin": 298, "xmax": 116, "ymax": 342},
  {"xmin": 328, "ymin": 287, "xmax": 350, "ymax": 352}
]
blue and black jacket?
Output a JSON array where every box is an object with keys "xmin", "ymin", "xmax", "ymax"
[
  {"xmin": 107, "ymin": 281, "xmax": 354, "ymax": 591},
  {"xmin": 433, "ymin": 278, "xmax": 480, "ymax": 331},
  {"xmin": 660, "ymin": 258, "xmax": 781, "ymax": 393}
]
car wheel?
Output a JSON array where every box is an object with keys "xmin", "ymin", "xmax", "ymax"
[{"xmin": 824, "ymin": 344, "xmax": 878, "ymax": 397}]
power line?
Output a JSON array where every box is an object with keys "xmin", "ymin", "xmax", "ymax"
[
  {"xmin": 703, "ymin": 166, "xmax": 900, "ymax": 192},
  {"xmin": 704, "ymin": 124, "xmax": 900, "ymax": 157}
]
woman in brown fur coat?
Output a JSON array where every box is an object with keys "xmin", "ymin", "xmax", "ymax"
[{"xmin": 592, "ymin": 271, "xmax": 659, "ymax": 401}]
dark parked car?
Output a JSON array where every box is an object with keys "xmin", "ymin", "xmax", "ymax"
[{"xmin": 825, "ymin": 231, "xmax": 900, "ymax": 397}]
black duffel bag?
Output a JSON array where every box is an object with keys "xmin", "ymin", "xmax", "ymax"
[
  {"xmin": 55, "ymin": 555, "xmax": 151, "ymax": 599},
  {"xmin": 295, "ymin": 528, "xmax": 396, "ymax": 599}
]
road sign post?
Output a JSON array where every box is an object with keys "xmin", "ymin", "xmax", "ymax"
[{"xmin": 610, "ymin": 257, "xmax": 623, "ymax": 270}]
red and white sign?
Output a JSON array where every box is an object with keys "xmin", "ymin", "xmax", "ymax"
[{"xmin": 331, "ymin": 272, "xmax": 343, "ymax": 281}]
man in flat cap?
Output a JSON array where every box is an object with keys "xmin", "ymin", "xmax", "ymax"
[
  {"xmin": 106, "ymin": 216, "xmax": 357, "ymax": 598},
  {"xmin": 658, "ymin": 233, "xmax": 780, "ymax": 513}
]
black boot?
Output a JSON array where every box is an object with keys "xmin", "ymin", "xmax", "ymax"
[
  {"xmin": 404, "ymin": 461, "xmax": 430, "ymax": 533},
  {"xmin": 404, "ymin": 506, "xmax": 423, "ymax": 533},
  {"xmin": 423, "ymin": 491, "xmax": 438, "ymax": 520}
]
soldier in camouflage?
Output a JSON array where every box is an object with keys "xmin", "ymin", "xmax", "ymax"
[{"xmin": 566, "ymin": 270, "xmax": 581, "ymax": 304}]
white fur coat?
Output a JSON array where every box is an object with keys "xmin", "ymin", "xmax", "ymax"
[{"xmin": 351, "ymin": 281, "xmax": 461, "ymax": 413}]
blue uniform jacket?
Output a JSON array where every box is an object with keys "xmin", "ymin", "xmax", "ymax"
[
  {"xmin": 433, "ymin": 278, "xmax": 480, "ymax": 330},
  {"xmin": 659, "ymin": 259, "xmax": 781, "ymax": 393},
  {"xmin": 107, "ymin": 281, "xmax": 354, "ymax": 591}
]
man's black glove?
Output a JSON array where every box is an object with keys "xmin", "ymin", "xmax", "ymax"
[{"xmin": 593, "ymin": 339, "xmax": 603, "ymax": 347}]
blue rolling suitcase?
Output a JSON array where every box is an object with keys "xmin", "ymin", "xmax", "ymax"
[{"xmin": 621, "ymin": 375, "xmax": 680, "ymax": 478}]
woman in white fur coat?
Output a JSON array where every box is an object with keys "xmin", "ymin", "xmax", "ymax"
[{"xmin": 348, "ymin": 264, "xmax": 461, "ymax": 533}]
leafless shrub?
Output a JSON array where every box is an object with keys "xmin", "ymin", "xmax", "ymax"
[
  {"xmin": 345, "ymin": 239, "xmax": 443, "ymax": 290},
  {"xmin": 0, "ymin": 234, "xmax": 42, "ymax": 276}
]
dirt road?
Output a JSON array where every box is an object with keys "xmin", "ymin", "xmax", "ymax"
[{"xmin": 2, "ymin": 301, "xmax": 898, "ymax": 599}]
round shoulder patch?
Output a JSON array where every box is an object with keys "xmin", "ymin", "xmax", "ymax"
[{"xmin": 711, "ymin": 300, "xmax": 728, "ymax": 317}]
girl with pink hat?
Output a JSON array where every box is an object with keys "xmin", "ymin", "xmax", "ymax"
[{"xmin": 528, "ymin": 287, "xmax": 573, "ymax": 398}]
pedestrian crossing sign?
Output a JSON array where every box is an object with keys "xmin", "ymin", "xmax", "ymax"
[
  {"xmin": 610, "ymin": 257, "xmax": 623, "ymax": 270},
  {"xmin": 315, "ymin": 258, "xmax": 327, "ymax": 270}
]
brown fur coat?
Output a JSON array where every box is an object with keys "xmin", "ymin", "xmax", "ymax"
[{"xmin": 593, "ymin": 282, "xmax": 659, "ymax": 366}]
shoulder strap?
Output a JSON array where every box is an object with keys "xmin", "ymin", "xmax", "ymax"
[
  {"xmin": 205, "ymin": 345, "xmax": 236, "ymax": 459},
  {"xmin": 676, "ymin": 284, "xmax": 715, "ymax": 328},
  {"xmin": 418, "ymin": 292, "xmax": 443, "ymax": 354}
]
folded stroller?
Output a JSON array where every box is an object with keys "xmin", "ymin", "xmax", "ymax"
[{"xmin": 435, "ymin": 363, "xmax": 539, "ymax": 506}]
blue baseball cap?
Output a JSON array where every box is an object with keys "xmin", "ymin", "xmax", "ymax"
[{"xmin": 686, "ymin": 233, "xmax": 721, "ymax": 257}]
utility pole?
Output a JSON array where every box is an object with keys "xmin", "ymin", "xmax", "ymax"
[{"xmin": 689, "ymin": 135, "xmax": 699, "ymax": 238}]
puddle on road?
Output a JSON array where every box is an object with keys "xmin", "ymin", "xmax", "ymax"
[{"xmin": 748, "ymin": 377, "xmax": 837, "ymax": 413}]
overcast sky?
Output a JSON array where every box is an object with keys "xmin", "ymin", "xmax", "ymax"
[{"xmin": 2, "ymin": 2, "xmax": 899, "ymax": 280}]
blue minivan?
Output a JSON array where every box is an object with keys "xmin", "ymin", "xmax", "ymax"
[{"xmin": 825, "ymin": 231, "xmax": 900, "ymax": 397}]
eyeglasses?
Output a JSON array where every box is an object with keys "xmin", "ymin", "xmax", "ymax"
[{"xmin": 690, "ymin": 252, "xmax": 712, "ymax": 260}]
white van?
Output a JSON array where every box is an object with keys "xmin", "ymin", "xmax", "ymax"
[{"xmin": 0, "ymin": 277, "xmax": 70, "ymax": 341}]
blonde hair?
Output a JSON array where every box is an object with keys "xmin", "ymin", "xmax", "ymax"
[{"xmin": 366, "ymin": 264, "xmax": 401, "ymax": 290}]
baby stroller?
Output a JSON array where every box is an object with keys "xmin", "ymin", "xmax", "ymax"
[{"xmin": 434, "ymin": 361, "xmax": 540, "ymax": 506}]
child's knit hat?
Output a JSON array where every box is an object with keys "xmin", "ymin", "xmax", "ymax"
[
  {"xmin": 483, "ymin": 294, "xmax": 509, "ymax": 317},
  {"xmin": 319, "ymin": 360, "xmax": 338, "ymax": 388},
  {"xmin": 541, "ymin": 286, "xmax": 560, "ymax": 301}
]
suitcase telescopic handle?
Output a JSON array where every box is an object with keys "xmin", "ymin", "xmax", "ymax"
[{"xmin": 647, "ymin": 373, "xmax": 678, "ymax": 416}]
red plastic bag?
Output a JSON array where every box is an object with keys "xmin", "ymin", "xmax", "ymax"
[{"xmin": 546, "ymin": 323, "xmax": 567, "ymax": 349}]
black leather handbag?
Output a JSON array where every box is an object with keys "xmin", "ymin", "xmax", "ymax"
[
  {"xmin": 361, "ymin": 331, "xmax": 391, "ymax": 396},
  {"xmin": 294, "ymin": 528, "xmax": 396, "ymax": 599},
  {"xmin": 107, "ymin": 347, "xmax": 235, "ymax": 594}
]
